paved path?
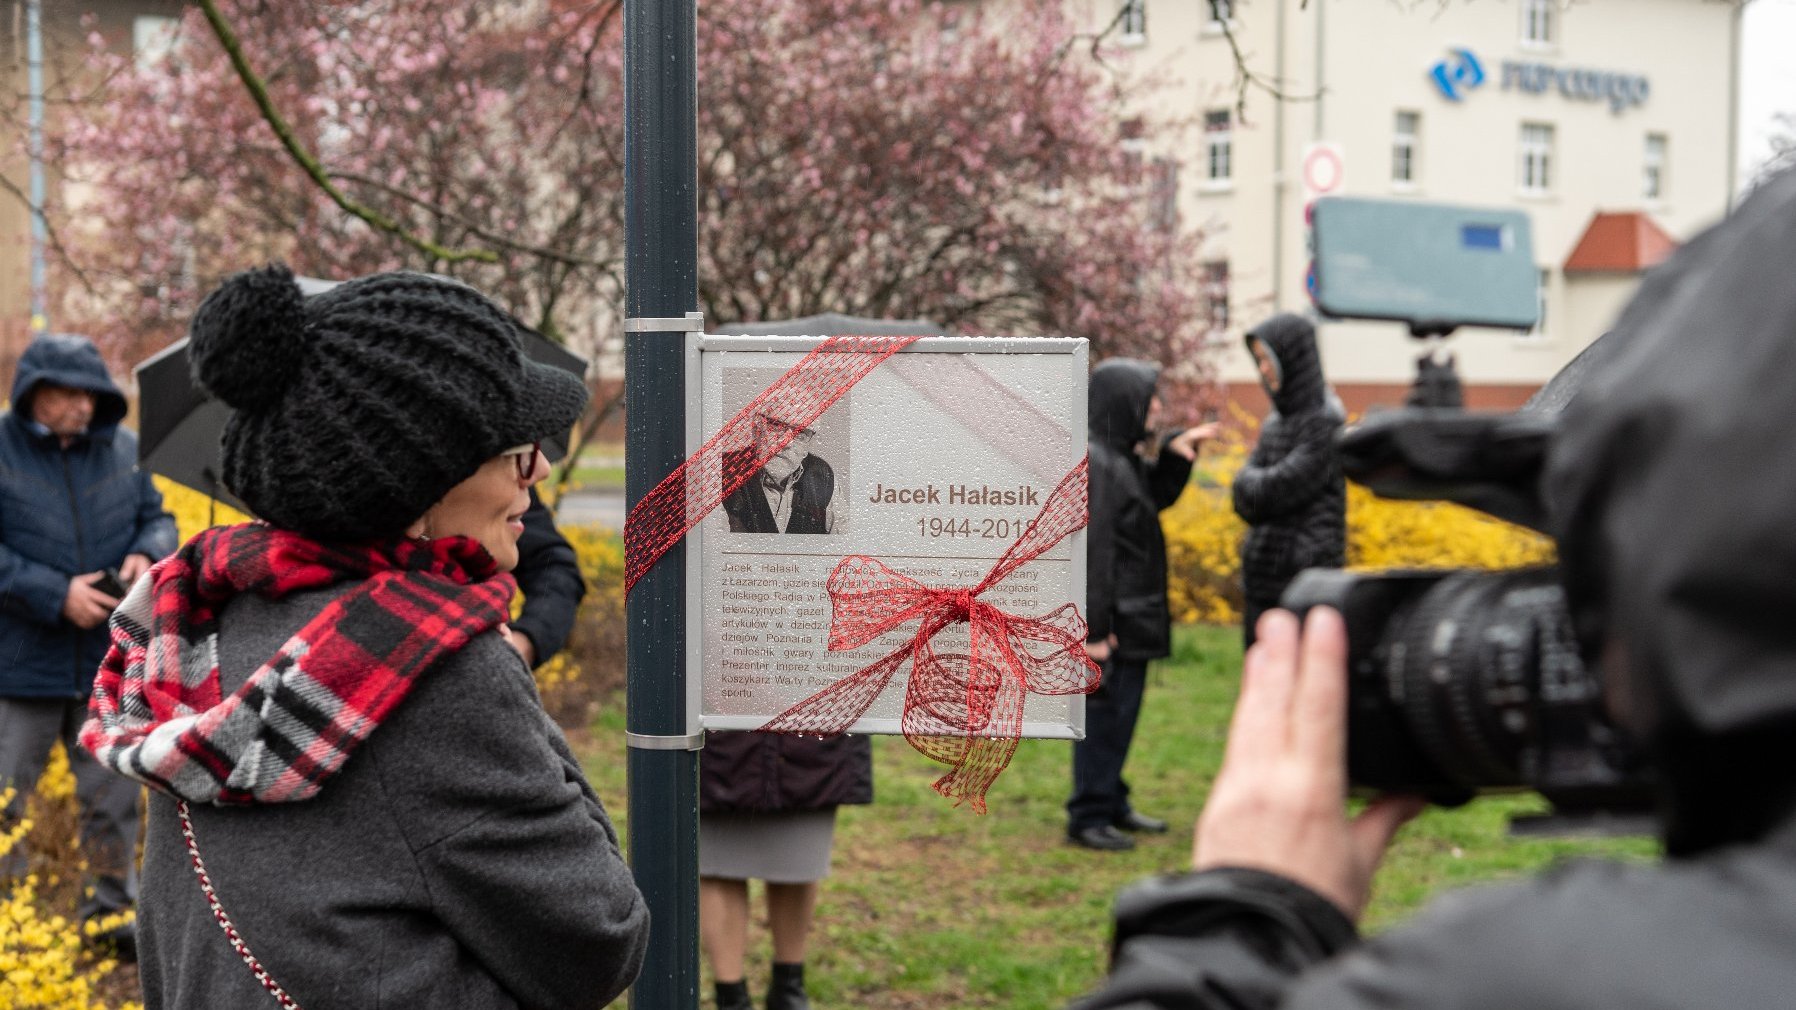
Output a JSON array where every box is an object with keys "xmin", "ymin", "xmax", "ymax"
[{"xmin": 553, "ymin": 488, "xmax": 625, "ymax": 530}]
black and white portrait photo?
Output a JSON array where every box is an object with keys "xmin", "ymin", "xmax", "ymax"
[{"xmin": 720, "ymin": 368, "xmax": 851, "ymax": 535}]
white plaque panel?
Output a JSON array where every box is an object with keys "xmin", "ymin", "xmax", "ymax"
[{"xmin": 686, "ymin": 336, "xmax": 1089, "ymax": 739}]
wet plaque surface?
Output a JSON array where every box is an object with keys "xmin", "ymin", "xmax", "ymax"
[{"xmin": 689, "ymin": 336, "xmax": 1088, "ymax": 738}]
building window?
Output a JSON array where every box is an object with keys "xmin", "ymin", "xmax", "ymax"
[
  {"xmin": 1149, "ymin": 157, "xmax": 1179, "ymax": 231},
  {"xmin": 1644, "ymin": 133, "xmax": 1667, "ymax": 200},
  {"xmin": 1519, "ymin": 122, "xmax": 1554, "ymax": 195},
  {"xmin": 1204, "ymin": 110, "xmax": 1232, "ymax": 184},
  {"xmin": 1207, "ymin": 0, "xmax": 1234, "ymax": 26},
  {"xmin": 1522, "ymin": 0, "xmax": 1555, "ymax": 47},
  {"xmin": 1119, "ymin": 0, "xmax": 1146, "ymax": 45},
  {"xmin": 1119, "ymin": 118, "xmax": 1147, "ymax": 189},
  {"xmin": 1204, "ymin": 261, "xmax": 1230, "ymax": 336},
  {"xmin": 134, "ymin": 15, "xmax": 182, "ymax": 69},
  {"xmin": 1392, "ymin": 111, "xmax": 1420, "ymax": 186}
]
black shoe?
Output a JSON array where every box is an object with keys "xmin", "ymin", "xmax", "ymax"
[
  {"xmin": 85, "ymin": 920, "xmax": 137, "ymax": 964},
  {"xmin": 766, "ymin": 962, "xmax": 811, "ymax": 1010},
  {"xmin": 715, "ymin": 979, "xmax": 752, "ymax": 1010},
  {"xmin": 1115, "ymin": 810, "xmax": 1169, "ymax": 834},
  {"xmin": 1067, "ymin": 824, "xmax": 1136, "ymax": 851}
]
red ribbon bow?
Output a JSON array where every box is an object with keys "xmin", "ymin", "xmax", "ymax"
[{"xmin": 761, "ymin": 458, "xmax": 1100, "ymax": 812}]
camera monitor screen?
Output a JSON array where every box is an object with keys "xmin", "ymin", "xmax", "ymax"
[{"xmin": 1310, "ymin": 197, "xmax": 1540, "ymax": 332}]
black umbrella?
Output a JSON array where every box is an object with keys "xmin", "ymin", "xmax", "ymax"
[
  {"xmin": 710, "ymin": 313, "xmax": 945, "ymax": 338},
  {"xmin": 135, "ymin": 276, "xmax": 589, "ymax": 510}
]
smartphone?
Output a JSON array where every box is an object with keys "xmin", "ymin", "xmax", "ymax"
[{"xmin": 92, "ymin": 568, "xmax": 129, "ymax": 599}]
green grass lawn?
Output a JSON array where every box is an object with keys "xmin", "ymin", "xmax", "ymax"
[
  {"xmin": 553, "ymin": 462, "xmax": 626, "ymax": 489},
  {"xmin": 577, "ymin": 623, "xmax": 1656, "ymax": 1009}
]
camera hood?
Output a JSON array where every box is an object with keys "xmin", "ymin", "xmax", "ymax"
[{"xmin": 1337, "ymin": 410, "xmax": 1558, "ymax": 533}]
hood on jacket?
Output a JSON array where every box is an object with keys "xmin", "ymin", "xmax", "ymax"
[
  {"xmin": 10, "ymin": 333, "xmax": 128, "ymax": 432},
  {"xmin": 1546, "ymin": 165, "xmax": 1796, "ymax": 855},
  {"xmin": 1245, "ymin": 314, "xmax": 1326, "ymax": 416},
  {"xmin": 1090, "ymin": 358, "xmax": 1160, "ymax": 452}
]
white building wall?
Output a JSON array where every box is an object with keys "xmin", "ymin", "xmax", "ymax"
[{"xmin": 1094, "ymin": 0, "xmax": 1740, "ymax": 394}]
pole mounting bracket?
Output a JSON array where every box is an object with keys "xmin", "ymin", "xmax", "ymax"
[
  {"xmin": 625, "ymin": 730, "xmax": 707, "ymax": 751},
  {"xmin": 625, "ymin": 311, "xmax": 705, "ymax": 333}
]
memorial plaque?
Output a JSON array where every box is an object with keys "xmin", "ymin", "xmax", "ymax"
[{"xmin": 687, "ymin": 336, "xmax": 1089, "ymax": 739}]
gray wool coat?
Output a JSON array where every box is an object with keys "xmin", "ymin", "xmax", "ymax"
[{"xmin": 135, "ymin": 587, "xmax": 649, "ymax": 1009}]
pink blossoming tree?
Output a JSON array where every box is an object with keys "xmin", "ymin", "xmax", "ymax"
[{"xmin": 37, "ymin": 0, "xmax": 1210, "ymax": 393}]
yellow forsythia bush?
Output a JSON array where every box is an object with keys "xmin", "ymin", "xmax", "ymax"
[
  {"xmin": 154, "ymin": 477, "xmax": 251, "ymax": 544},
  {"xmin": 1161, "ymin": 424, "xmax": 1556, "ymax": 626},
  {"xmin": 2, "ymin": 771, "xmax": 140, "ymax": 1010}
]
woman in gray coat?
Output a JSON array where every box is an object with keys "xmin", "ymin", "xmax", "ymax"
[{"xmin": 82, "ymin": 265, "xmax": 648, "ymax": 1009}]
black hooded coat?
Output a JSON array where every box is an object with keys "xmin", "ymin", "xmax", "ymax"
[
  {"xmin": 1233, "ymin": 316, "xmax": 1345, "ymax": 610},
  {"xmin": 1070, "ymin": 168, "xmax": 1796, "ymax": 1010},
  {"xmin": 1086, "ymin": 359, "xmax": 1193, "ymax": 661}
]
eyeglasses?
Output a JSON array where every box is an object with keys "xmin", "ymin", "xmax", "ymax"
[
  {"xmin": 501, "ymin": 442, "xmax": 542, "ymax": 482},
  {"xmin": 759, "ymin": 416, "xmax": 818, "ymax": 445}
]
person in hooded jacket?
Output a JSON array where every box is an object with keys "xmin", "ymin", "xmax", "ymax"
[
  {"xmin": 508, "ymin": 487, "xmax": 587, "ymax": 668},
  {"xmin": 1069, "ymin": 165, "xmax": 1796, "ymax": 1010},
  {"xmin": 1233, "ymin": 314, "xmax": 1345, "ymax": 649},
  {"xmin": 80, "ymin": 265, "xmax": 648, "ymax": 1009},
  {"xmin": 0, "ymin": 331, "xmax": 177, "ymax": 951},
  {"xmin": 1069, "ymin": 359, "xmax": 1218, "ymax": 852}
]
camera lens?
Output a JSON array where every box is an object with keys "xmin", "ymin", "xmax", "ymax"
[
  {"xmin": 1290, "ymin": 564, "xmax": 1643, "ymax": 810},
  {"xmin": 1381, "ymin": 567, "xmax": 1594, "ymax": 792}
]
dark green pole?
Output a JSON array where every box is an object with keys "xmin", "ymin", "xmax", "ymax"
[{"xmin": 623, "ymin": 0, "xmax": 699, "ymax": 1005}]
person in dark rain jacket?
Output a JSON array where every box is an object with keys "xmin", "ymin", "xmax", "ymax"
[
  {"xmin": 1070, "ymin": 166, "xmax": 1796, "ymax": 1010},
  {"xmin": 1, "ymin": 332, "xmax": 176, "ymax": 951},
  {"xmin": 1232, "ymin": 314, "xmax": 1345, "ymax": 648},
  {"xmin": 509, "ymin": 487, "xmax": 587, "ymax": 668},
  {"xmin": 1068, "ymin": 359, "xmax": 1216, "ymax": 852}
]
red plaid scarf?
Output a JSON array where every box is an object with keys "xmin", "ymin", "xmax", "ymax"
[{"xmin": 81, "ymin": 524, "xmax": 514, "ymax": 805}]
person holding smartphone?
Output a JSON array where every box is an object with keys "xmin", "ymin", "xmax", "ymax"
[{"xmin": 0, "ymin": 332, "xmax": 177, "ymax": 959}]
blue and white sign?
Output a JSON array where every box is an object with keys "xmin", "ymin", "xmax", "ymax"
[
  {"xmin": 1427, "ymin": 48, "xmax": 1650, "ymax": 115},
  {"xmin": 1430, "ymin": 48, "xmax": 1487, "ymax": 102}
]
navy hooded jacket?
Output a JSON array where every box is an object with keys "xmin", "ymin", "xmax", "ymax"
[{"xmin": 1, "ymin": 334, "xmax": 176, "ymax": 698}]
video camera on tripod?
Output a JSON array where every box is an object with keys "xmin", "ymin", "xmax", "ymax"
[{"xmin": 1286, "ymin": 197, "xmax": 1654, "ymax": 833}]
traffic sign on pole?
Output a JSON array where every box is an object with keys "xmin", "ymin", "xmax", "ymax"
[{"xmin": 1301, "ymin": 142, "xmax": 1345, "ymax": 204}]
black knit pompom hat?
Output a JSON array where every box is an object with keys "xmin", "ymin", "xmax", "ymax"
[{"xmin": 188, "ymin": 263, "xmax": 589, "ymax": 541}]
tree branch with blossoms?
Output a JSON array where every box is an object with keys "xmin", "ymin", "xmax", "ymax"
[{"xmin": 194, "ymin": 0, "xmax": 499, "ymax": 265}]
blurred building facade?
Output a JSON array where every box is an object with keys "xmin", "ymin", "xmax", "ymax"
[
  {"xmin": 1086, "ymin": 0, "xmax": 1743, "ymax": 414},
  {"xmin": 0, "ymin": 0, "xmax": 180, "ymax": 394}
]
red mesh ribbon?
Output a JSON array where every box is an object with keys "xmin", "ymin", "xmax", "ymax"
[
  {"xmin": 623, "ymin": 334, "xmax": 922, "ymax": 592},
  {"xmin": 760, "ymin": 458, "xmax": 1099, "ymax": 813}
]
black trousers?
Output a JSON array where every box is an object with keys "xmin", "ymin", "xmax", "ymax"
[{"xmin": 1066, "ymin": 656, "xmax": 1149, "ymax": 832}]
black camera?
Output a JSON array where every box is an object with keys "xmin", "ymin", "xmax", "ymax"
[
  {"xmin": 1277, "ymin": 408, "xmax": 1655, "ymax": 829},
  {"xmin": 1299, "ymin": 196, "xmax": 1659, "ymax": 829}
]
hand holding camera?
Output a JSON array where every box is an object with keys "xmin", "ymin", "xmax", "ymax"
[{"xmin": 1195, "ymin": 608, "xmax": 1424, "ymax": 920}]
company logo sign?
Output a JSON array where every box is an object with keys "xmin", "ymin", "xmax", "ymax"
[
  {"xmin": 1429, "ymin": 47, "xmax": 1486, "ymax": 102},
  {"xmin": 1502, "ymin": 60, "xmax": 1650, "ymax": 114},
  {"xmin": 1428, "ymin": 48, "xmax": 1651, "ymax": 115}
]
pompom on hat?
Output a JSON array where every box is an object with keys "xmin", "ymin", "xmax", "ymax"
[{"xmin": 188, "ymin": 263, "xmax": 589, "ymax": 541}]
